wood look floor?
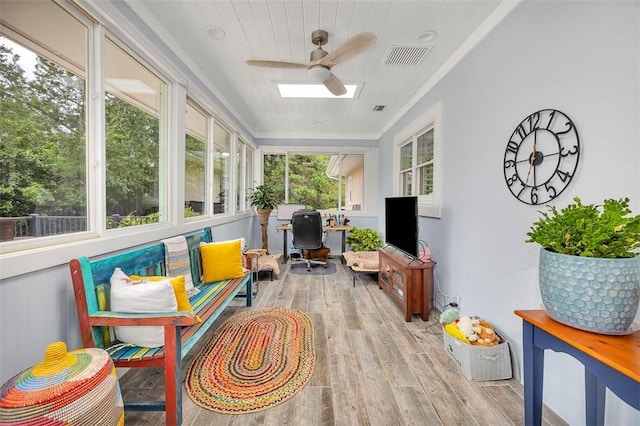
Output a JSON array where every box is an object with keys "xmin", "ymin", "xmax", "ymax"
[{"xmin": 120, "ymin": 259, "xmax": 567, "ymax": 426}]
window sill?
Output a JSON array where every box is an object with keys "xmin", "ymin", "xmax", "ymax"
[{"xmin": 418, "ymin": 203, "xmax": 441, "ymax": 218}]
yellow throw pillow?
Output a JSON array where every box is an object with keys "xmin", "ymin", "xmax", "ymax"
[
  {"xmin": 199, "ymin": 239, "xmax": 245, "ymax": 283},
  {"xmin": 130, "ymin": 275, "xmax": 201, "ymax": 322}
]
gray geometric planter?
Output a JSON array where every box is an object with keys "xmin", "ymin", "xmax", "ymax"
[{"xmin": 539, "ymin": 248, "xmax": 640, "ymax": 334}]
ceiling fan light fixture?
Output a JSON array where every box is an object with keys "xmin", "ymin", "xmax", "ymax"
[
  {"xmin": 308, "ymin": 65, "xmax": 330, "ymax": 82},
  {"xmin": 278, "ymin": 83, "xmax": 357, "ymax": 98}
]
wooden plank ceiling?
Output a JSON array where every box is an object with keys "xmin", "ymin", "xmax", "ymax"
[{"xmin": 120, "ymin": 0, "xmax": 509, "ymax": 140}]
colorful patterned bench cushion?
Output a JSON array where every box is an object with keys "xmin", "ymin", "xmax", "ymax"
[{"xmin": 105, "ymin": 277, "xmax": 246, "ymax": 362}]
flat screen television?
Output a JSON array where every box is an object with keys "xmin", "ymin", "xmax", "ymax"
[{"xmin": 385, "ymin": 196, "xmax": 418, "ymax": 258}]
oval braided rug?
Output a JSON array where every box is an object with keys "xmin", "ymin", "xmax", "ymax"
[{"xmin": 186, "ymin": 307, "xmax": 315, "ymax": 414}]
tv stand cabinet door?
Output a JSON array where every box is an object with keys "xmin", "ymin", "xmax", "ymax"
[
  {"xmin": 378, "ymin": 247, "xmax": 435, "ymax": 322},
  {"xmin": 378, "ymin": 254, "xmax": 409, "ymax": 319}
]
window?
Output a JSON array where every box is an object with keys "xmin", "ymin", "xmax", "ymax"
[
  {"xmin": 213, "ymin": 122, "xmax": 231, "ymax": 214},
  {"xmin": 263, "ymin": 153, "xmax": 287, "ymax": 202},
  {"xmin": 186, "ymin": 101, "xmax": 252, "ymax": 217},
  {"xmin": 245, "ymin": 142, "xmax": 254, "ymax": 211},
  {"xmin": 0, "ymin": 1, "xmax": 88, "ymax": 239},
  {"xmin": 185, "ymin": 99, "xmax": 207, "ymax": 217},
  {"xmin": 399, "ymin": 129, "xmax": 434, "ymax": 196},
  {"xmin": 262, "ymin": 152, "xmax": 365, "ymax": 211},
  {"xmin": 104, "ymin": 38, "xmax": 167, "ymax": 228},
  {"xmin": 0, "ymin": 0, "xmax": 253, "ymax": 258},
  {"xmin": 236, "ymin": 137, "xmax": 253, "ymax": 212},
  {"xmin": 394, "ymin": 102, "xmax": 442, "ymax": 217},
  {"xmin": 334, "ymin": 154, "xmax": 365, "ymax": 211}
]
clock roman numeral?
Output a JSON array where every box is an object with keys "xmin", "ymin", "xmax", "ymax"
[{"xmin": 506, "ymin": 141, "xmax": 519, "ymax": 154}]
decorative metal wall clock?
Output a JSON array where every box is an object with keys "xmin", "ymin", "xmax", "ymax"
[{"xmin": 503, "ymin": 109, "xmax": 580, "ymax": 205}]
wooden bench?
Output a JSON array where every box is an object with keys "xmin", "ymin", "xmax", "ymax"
[{"xmin": 69, "ymin": 228, "xmax": 252, "ymax": 426}]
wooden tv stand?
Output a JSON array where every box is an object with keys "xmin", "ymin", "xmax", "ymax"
[{"xmin": 378, "ymin": 246, "xmax": 435, "ymax": 322}]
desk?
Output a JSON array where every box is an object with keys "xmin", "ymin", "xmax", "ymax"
[
  {"xmin": 275, "ymin": 225, "xmax": 352, "ymax": 264},
  {"xmin": 514, "ymin": 309, "xmax": 639, "ymax": 426}
]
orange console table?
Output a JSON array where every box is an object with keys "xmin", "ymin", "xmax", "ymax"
[{"xmin": 514, "ymin": 309, "xmax": 639, "ymax": 426}]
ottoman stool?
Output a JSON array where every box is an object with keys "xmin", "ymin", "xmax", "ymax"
[
  {"xmin": 0, "ymin": 341, "xmax": 124, "ymax": 425},
  {"xmin": 343, "ymin": 251, "xmax": 380, "ymax": 287},
  {"xmin": 246, "ymin": 248, "xmax": 281, "ymax": 282}
]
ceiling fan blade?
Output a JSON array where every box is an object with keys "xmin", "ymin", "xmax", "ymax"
[
  {"xmin": 318, "ymin": 32, "xmax": 376, "ymax": 67},
  {"xmin": 246, "ymin": 60, "xmax": 308, "ymax": 69},
  {"xmin": 324, "ymin": 73, "xmax": 347, "ymax": 96}
]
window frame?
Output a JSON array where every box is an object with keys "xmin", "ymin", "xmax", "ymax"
[
  {"xmin": 236, "ymin": 137, "xmax": 253, "ymax": 213},
  {"xmin": 211, "ymin": 120, "xmax": 233, "ymax": 216},
  {"xmin": 102, "ymin": 33, "xmax": 170, "ymax": 231},
  {"xmin": 184, "ymin": 97, "xmax": 209, "ymax": 218},
  {"xmin": 258, "ymin": 146, "xmax": 376, "ymax": 215},
  {"xmin": 0, "ymin": 0, "xmax": 94, "ymax": 251},
  {"xmin": 393, "ymin": 101, "xmax": 442, "ymax": 218},
  {"xmin": 0, "ymin": 1, "xmax": 257, "ymax": 278},
  {"xmin": 184, "ymin": 91, "xmax": 257, "ymax": 220}
]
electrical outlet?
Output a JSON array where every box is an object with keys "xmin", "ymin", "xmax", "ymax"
[{"xmin": 452, "ymin": 295, "xmax": 460, "ymax": 307}]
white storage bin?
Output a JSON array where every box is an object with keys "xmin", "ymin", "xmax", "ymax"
[{"xmin": 442, "ymin": 328, "xmax": 512, "ymax": 381}]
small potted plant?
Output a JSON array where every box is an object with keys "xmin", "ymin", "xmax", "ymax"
[
  {"xmin": 248, "ymin": 184, "xmax": 279, "ymax": 251},
  {"xmin": 346, "ymin": 227, "xmax": 383, "ymax": 252},
  {"xmin": 344, "ymin": 227, "xmax": 383, "ymax": 285},
  {"xmin": 526, "ymin": 196, "xmax": 640, "ymax": 333}
]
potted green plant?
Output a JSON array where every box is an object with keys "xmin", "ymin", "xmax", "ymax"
[
  {"xmin": 526, "ymin": 196, "xmax": 640, "ymax": 333},
  {"xmin": 346, "ymin": 227, "xmax": 383, "ymax": 252},
  {"xmin": 248, "ymin": 184, "xmax": 279, "ymax": 251}
]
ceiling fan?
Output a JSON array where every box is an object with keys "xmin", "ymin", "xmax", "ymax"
[{"xmin": 246, "ymin": 30, "xmax": 376, "ymax": 96}]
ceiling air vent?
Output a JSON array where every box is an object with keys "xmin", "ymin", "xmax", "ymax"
[
  {"xmin": 383, "ymin": 45, "xmax": 431, "ymax": 66},
  {"xmin": 372, "ymin": 105, "xmax": 386, "ymax": 112}
]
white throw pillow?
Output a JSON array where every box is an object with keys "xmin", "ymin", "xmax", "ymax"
[{"xmin": 110, "ymin": 268, "xmax": 178, "ymax": 348}]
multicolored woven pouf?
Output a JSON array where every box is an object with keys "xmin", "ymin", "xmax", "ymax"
[{"xmin": 0, "ymin": 341, "xmax": 124, "ymax": 425}]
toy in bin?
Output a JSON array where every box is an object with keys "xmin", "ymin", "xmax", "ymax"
[
  {"xmin": 439, "ymin": 305, "xmax": 512, "ymax": 381},
  {"xmin": 440, "ymin": 304, "xmax": 500, "ymax": 347}
]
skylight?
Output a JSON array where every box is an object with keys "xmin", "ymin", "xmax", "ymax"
[{"xmin": 278, "ymin": 84, "xmax": 357, "ymax": 98}]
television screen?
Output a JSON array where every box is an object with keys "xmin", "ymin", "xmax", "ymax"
[{"xmin": 385, "ymin": 196, "xmax": 418, "ymax": 258}]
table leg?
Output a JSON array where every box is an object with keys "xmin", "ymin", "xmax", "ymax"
[
  {"xmin": 585, "ymin": 370, "xmax": 606, "ymax": 426},
  {"xmin": 523, "ymin": 321, "xmax": 545, "ymax": 426},
  {"xmin": 340, "ymin": 230, "xmax": 346, "ymax": 264},
  {"xmin": 281, "ymin": 229, "xmax": 288, "ymax": 264}
]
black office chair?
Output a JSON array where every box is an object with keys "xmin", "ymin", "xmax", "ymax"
[{"xmin": 291, "ymin": 209, "xmax": 328, "ymax": 271}]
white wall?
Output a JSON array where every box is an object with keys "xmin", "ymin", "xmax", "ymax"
[{"xmin": 379, "ymin": 1, "xmax": 640, "ymax": 424}]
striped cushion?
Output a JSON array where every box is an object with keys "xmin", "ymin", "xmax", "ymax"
[{"xmin": 106, "ymin": 279, "xmax": 229, "ymax": 362}]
